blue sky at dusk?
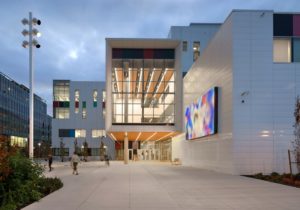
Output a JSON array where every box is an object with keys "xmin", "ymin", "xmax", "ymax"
[{"xmin": 1, "ymin": 0, "xmax": 300, "ymax": 115}]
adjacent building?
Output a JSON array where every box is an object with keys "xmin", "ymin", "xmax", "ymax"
[
  {"xmin": 172, "ymin": 10, "xmax": 300, "ymax": 175},
  {"xmin": 168, "ymin": 23, "xmax": 221, "ymax": 74},
  {"xmin": 51, "ymin": 80, "xmax": 115, "ymax": 160},
  {"xmin": 0, "ymin": 72, "xmax": 50, "ymax": 148}
]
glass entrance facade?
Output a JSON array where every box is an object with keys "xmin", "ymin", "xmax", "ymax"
[{"xmin": 111, "ymin": 48, "xmax": 176, "ymax": 125}]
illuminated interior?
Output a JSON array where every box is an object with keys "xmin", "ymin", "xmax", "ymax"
[{"xmin": 111, "ymin": 49, "xmax": 176, "ymax": 124}]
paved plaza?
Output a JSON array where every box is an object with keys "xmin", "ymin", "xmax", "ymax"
[{"xmin": 23, "ymin": 161, "xmax": 300, "ymax": 210}]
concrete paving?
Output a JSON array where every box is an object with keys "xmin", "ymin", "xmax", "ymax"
[{"xmin": 23, "ymin": 161, "xmax": 300, "ymax": 210}]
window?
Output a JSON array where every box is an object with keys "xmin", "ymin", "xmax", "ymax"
[
  {"xmin": 111, "ymin": 56, "xmax": 175, "ymax": 124},
  {"xmin": 293, "ymin": 38, "xmax": 300, "ymax": 62},
  {"xmin": 10, "ymin": 136, "xmax": 27, "ymax": 147},
  {"xmin": 193, "ymin": 41, "xmax": 200, "ymax": 61},
  {"xmin": 273, "ymin": 38, "xmax": 291, "ymax": 63},
  {"xmin": 82, "ymin": 101, "xmax": 87, "ymax": 119},
  {"xmin": 59, "ymin": 129, "xmax": 75, "ymax": 137},
  {"xmin": 75, "ymin": 90, "xmax": 79, "ymax": 101},
  {"xmin": 53, "ymin": 81, "xmax": 70, "ymax": 119},
  {"xmin": 182, "ymin": 41, "xmax": 188, "ymax": 51},
  {"xmin": 53, "ymin": 81, "xmax": 70, "ymax": 101},
  {"xmin": 75, "ymin": 129, "xmax": 86, "ymax": 138},
  {"xmin": 92, "ymin": 129, "xmax": 106, "ymax": 138},
  {"xmin": 82, "ymin": 108, "xmax": 86, "ymax": 119},
  {"xmin": 93, "ymin": 90, "xmax": 97, "ymax": 107},
  {"xmin": 52, "ymin": 148, "xmax": 69, "ymax": 156},
  {"xmin": 75, "ymin": 90, "xmax": 79, "ymax": 113},
  {"xmin": 55, "ymin": 108, "xmax": 70, "ymax": 119}
]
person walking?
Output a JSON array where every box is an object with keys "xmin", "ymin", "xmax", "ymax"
[
  {"xmin": 48, "ymin": 154, "xmax": 53, "ymax": 172},
  {"xmin": 71, "ymin": 152, "xmax": 80, "ymax": 175},
  {"xmin": 105, "ymin": 154, "xmax": 110, "ymax": 167}
]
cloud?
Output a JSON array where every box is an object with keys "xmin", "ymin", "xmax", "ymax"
[{"xmin": 0, "ymin": 0, "xmax": 300, "ymax": 115}]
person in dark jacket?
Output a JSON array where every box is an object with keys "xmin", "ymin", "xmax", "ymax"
[{"xmin": 48, "ymin": 154, "xmax": 53, "ymax": 171}]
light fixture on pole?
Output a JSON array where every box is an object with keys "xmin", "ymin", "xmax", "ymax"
[{"xmin": 22, "ymin": 12, "xmax": 41, "ymax": 159}]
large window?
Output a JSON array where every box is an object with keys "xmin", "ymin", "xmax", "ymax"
[
  {"xmin": 55, "ymin": 108, "xmax": 70, "ymax": 119},
  {"xmin": 111, "ymin": 49, "xmax": 175, "ymax": 125},
  {"xmin": 92, "ymin": 129, "xmax": 106, "ymax": 138},
  {"xmin": 53, "ymin": 81, "xmax": 70, "ymax": 119},
  {"xmin": 10, "ymin": 136, "xmax": 27, "ymax": 147},
  {"xmin": 75, "ymin": 129, "xmax": 86, "ymax": 138},
  {"xmin": 273, "ymin": 38, "xmax": 291, "ymax": 63},
  {"xmin": 54, "ymin": 81, "xmax": 69, "ymax": 101}
]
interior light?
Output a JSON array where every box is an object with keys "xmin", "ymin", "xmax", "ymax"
[{"xmin": 135, "ymin": 132, "xmax": 141, "ymax": 141}]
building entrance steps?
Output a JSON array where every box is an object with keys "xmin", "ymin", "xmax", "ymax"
[{"xmin": 23, "ymin": 161, "xmax": 300, "ymax": 210}]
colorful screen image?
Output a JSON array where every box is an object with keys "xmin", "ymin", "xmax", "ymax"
[{"xmin": 185, "ymin": 87, "xmax": 218, "ymax": 140}]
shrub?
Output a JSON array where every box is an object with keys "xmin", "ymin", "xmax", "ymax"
[
  {"xmin": 0, "ymin": 150, "xmax": 64, "ymax": 210},
  {"xmin": 294, "ymin": 173, "xmax": 300, "ymax": 180},
  {"xmin": 0, "ymin": 151, "xmax": 44, "ymax": 209},
  {"xmin": 270, "ymin": 172, "xmax": 280, "ymax": 177},
  {"xmin": 37, "ymin": 177, "xmax": 63, "ymax": 195},
  {"xmin": 253, "ymin": 173, "xmax": 264, "ymax": 179}
]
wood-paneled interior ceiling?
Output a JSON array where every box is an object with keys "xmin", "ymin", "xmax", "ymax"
[{"xmin": 113, "ymin": 68, "xmax": 174, "ymax": 99}]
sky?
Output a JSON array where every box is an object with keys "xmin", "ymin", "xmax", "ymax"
[{"xmin": 1, "ymin": 0, "xmax": 300, "ymax": 115}]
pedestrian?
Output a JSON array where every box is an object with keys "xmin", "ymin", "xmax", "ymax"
[
  {"xmin": 71, "ymin": 152, "xmax": 80, "ymax": 175},
  {"xmin": 48, "ymin": 154, "xmax": 53, "ymax": 172},
  {"xmin": 105, "ymin": 154, "xmax": 110, "ymax": 167}
]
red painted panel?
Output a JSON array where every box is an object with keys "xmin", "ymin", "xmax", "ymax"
[
  {"xmin": 294, "ymin": 15, "xmax": 300, "ymax": 36},
  {"xmin": 143, "ymin": 49, "xmax": 154, "ymax": 59},
  {"xmin": 75, "ymin": 101, "xmax": 79, "ymax": 108},
  {"xmin": 53, "ymin": 101, "xmax": 59, "ymax": 107},
  {"xmin": 115, "ymin": 142, "xmax": 122, "ymax": 150}
]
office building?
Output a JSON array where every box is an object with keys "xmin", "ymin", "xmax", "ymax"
[
  {"xmin": 0, "ymin": 72, "xmax": 50, "ymax": 149},
  {"xmin": 168, "ymin": 23, "xmax": 221, "ymax": 74}
]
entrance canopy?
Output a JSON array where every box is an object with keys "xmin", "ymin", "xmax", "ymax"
[{"xmin": 108, "ymin": 131, "xmax": 180, "ymax": 141}]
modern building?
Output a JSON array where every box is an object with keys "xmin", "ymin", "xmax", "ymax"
[
  {"xmin": 0, "ymin": 71, "xmax": 51, "ymax": 149},
  {"xmin": 172, "ymin": 10, "xmax": 300, "ymax": 175},
  {"xmin": 51, "ymin": 80, "xmax": 115, "ymax": 160},
  {"xmin": 105, "ymin": 39, "xmax": 182, "ymax": 162},
  {"xmin": 168, "ymin": 23, "xmax": 221, "ymax": 74}
]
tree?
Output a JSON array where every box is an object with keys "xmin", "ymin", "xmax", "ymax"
[
  {"xmin": 0, "ymin": 135, "xmax": 14, "ymax": 182},
  {"xmin": 293, "ymin": 96, "xmax": 300, "ymax": 172}
]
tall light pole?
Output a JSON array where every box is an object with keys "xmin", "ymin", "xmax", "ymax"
[{"xmin": 22, "ymin": 12, "xmax": 41, "ymax": 158}]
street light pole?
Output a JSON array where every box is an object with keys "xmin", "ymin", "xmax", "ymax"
[
  {"xmin": 28, "ymin": 12, "xmax": 34, "ymax": 159},
  {"xmin": 21, "ymin": 12, "xmax": 41, "ymax": 158}
]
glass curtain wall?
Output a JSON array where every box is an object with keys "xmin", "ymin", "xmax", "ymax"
[{"xmin": 111, "ymin": 49, "xmax": 175, "ymax": 125}]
